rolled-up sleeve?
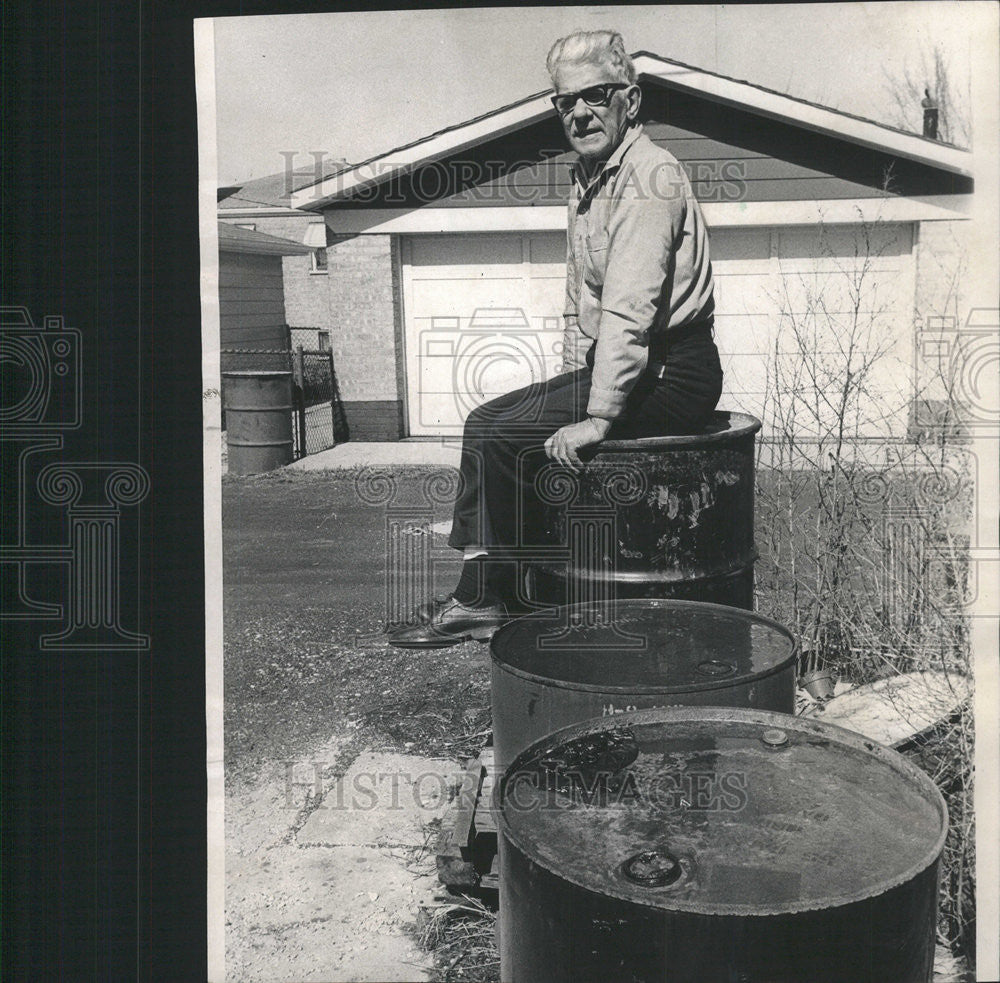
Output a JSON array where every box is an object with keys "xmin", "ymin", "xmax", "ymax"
[
  {"xmin": 560, "ymin": 226, "xmax": 587, "ymax": 373},
  {"xmin": 587, "ymin": 160, "xmax": 687, "ymax": 419}
]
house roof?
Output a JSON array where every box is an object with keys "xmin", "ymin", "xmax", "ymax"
[
  {"xmin": 217, "ymin": 221, "xmax": 314, "ymax": 255},
  {"xmin": 220, "ymin": 159, "xmax": 348, "ymax": 210},
  {"xmin": 289, "ymin": 51, "xmax": 972, "ymax": 211}
]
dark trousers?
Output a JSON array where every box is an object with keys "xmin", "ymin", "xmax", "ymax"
[{"xmin": 447, "ymin": 324, "xmax": 724, "ymax": 555}]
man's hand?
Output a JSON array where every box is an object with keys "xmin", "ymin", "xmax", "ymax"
[{"xmin": 544, "ymin": 417, "xmax": 612, "ymax": 471}]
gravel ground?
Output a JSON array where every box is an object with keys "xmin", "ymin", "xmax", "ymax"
[{"xmin": 223, "ymin": 468, "xmax": 490, "ymax": 981}]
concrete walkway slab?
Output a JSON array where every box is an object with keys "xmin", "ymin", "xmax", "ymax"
[
  {"xmin": 297, "ymin": 752, "xmax": 461, "ymax": 848},
  {"xmin": 286, "ymin": 441, "xmax": 462, "ymax": 471},
  {"xmin": 227, "ymin": 747, "xmax": 462, "ymax": 982}
]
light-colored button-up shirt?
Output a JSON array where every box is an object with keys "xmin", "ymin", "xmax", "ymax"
[{"xmin": 563, "ymin": 124, "xmax": 715, "ymax": 419}]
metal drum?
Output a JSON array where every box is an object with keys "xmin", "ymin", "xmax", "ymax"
[
  {"xmin": 490, "ymin": 598, "xmax": 797, "ymax": 773},
  {"xmin": 222, "ymin": 370, "xmax": 294, "ymax": 474},
  {"xmin": 497, "ymin": 707, "xmax": 947, "ymax": 983},
  {"xmin": 527, "ymin": 411, "xmax": 760, "ymax": 610}
]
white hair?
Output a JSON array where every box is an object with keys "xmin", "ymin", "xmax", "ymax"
[{"xmin": 546, "ymin": 30, "xmax": 637, "ymax": 85}]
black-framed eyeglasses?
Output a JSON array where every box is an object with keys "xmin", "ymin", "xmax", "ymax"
[{"xmin": 550, "ymin": 83, "xmax": 629, "ymax": 115}]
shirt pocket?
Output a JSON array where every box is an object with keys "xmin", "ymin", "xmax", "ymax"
[{"xmin": 583, "ymin": 233, "xmax": 609, "ymax": 286}]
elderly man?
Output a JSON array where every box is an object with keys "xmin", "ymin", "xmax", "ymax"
[{"xmin": 389, "ymin": 29, "xmax": 721, "ymax": 648}]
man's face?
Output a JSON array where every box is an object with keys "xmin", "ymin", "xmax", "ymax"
[{"xmin": 552, "ymin": 59, "xmax": 639, "ymax": 166}]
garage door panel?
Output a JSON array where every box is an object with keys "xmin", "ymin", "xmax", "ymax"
[
  {"xmin": 529, "ymin": 233, "xmax": 567, "ymax": 263},
  {"xmin": 404, "ymin": 226, "xmax": 914, "ymax": 438},
  {"xmin": 410, "ymin": 277, "xmax": 527, "ymax": 316},
  {"xmin": 708, "ymin": 228, "xmax": 770, "ymax": 266},
  {"xmin": 410, "ymin": 233, "xmax": 523, "ymax": 266},
  {"xmin": 713, "ymin": 275, "xmax": 781, "ymax": 316},
  {"xmin": 527, "ymin": 276, "xmax": 567, "ymax": 317},
  {"xmin": 771, "ymin": 274, "xmax": 907, "ymax": 314},
  {"xmin": 713, "ymin": 314, "xmax": 778, "ymax": 357},
  {"xmin": 777, "ymin": 225, "xmax": 911, "ymax": 263},
  {"xmin": 720, "ymin": 352, "xmax": 770, "ymax": 394},
  {"xmin": 420, "ymin": 353, "xmax": 549, "ymax": 403}
]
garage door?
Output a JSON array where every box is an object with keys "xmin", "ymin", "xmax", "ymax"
[
  {"xmin": 401, "ymin": 233, "xmax": 567, "ymax": 435},
  {"xmin": 401, "ymin": 225, "xmax": 915, "ymax": 438},
  {"xmin": 712, "ymin": 224, "xmax": 916, "ymax": 440}
]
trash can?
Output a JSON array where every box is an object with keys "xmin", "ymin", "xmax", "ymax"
[{"xmin": 222, "ymin": 370, "xmax": 294, "ymax": 475}]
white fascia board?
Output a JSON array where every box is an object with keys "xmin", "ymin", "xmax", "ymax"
[
  {"xmin": 216, "ymin": 206, "xmax": 304, "ymax": 218},
  {"xmin": 634, "ymin": 56, "xmax": 973, "ymax": 178},
  {"xmin": 703, "ymin": 195, "xmax": 972, "ymax": 226},
  {"xmin": 219, "ymin": 241, "xmax": 313, "ymax": 256},
  {"xmin": 323, "ymin": 196, "xmax": 970, "ymax": 236},
  {"xmin": 290, "ymin": 99, "xmax": 555, "ymax": 211},
  {"xmin": 324, "ymin": 206, "xmax": 567, "ymax": 234}
]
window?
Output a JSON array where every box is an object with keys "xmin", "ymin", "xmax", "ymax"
[
  {"xmin": 317, "ymin": 331, "xmax": 330, "ymax": 351},
  {"xmin": 310, "ymin": 248, "xmax": 328, "ymax": 274}
]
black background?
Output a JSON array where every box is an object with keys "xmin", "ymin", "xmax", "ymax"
[{"xmin": 0, "ymin": 0, "xmax": 414, "ymax": 978}]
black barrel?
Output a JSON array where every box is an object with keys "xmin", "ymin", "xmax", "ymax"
[
  {"xmin": 490, "ymin": 598, "xmax": 797, "ymax": 773},
  {"xmin": 497, "ymin": 707, "xmax": 947, "ymax": 983},
  {"xmin": 222, "ymin": 370, "xmax": 294, "ymax": 475},
  {"xmin": 527, "ymin": 411, "xmax": 760, "ymax": 610}
]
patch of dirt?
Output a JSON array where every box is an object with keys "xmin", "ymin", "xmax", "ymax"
[{"xmin": 225, "ymin": 743, "xmax": 463, "ymax": 982}]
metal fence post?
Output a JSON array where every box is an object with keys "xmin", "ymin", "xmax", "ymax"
[{"xmin": 293, "ymin": 344, "xmax": 306, "ymax": 458}]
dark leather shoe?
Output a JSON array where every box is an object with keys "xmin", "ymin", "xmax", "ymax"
[{"xmin": 388, "ymin": 594, "xmax": 510, "ymax": 648}]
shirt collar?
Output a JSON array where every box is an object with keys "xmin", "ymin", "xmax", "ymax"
[{"xmin": 571, "ymin": 123, "xmax": 644, "ymax": 192}]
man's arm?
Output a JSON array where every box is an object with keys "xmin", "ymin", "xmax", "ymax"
[
  {"xmin": 560, "ymin": 220, "xmax": 587, "ymax": 374},
  {"xmin": 586, "ymin": 158, "xmax": 687, "ymax": 420}
]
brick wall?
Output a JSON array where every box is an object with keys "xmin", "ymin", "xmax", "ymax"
[
  {"xmin": 225, "ymin": 216, "xmax": 404, "ymax": 439},
  {"xmin": 324, "ymin": 231, "xmax": 402, "ymax": 439}
]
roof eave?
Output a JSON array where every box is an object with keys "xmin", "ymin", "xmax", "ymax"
[
  {"xmin": 633, "ymin": 55, "xmax": 972, "ymax": 178},
  {"xmin": 291, "ymin": 52, "xmax": 973, "ymax": 210},
  {"xmin": 289, "ymin": 101, "xmax": 555, "ymax": 211},
  {"xmin": 219, "ymin": 241, "xmax": 313, "ymax": 256}
]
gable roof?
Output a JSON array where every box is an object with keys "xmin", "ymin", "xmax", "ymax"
[
  {"xmin": 217, "ymin": 221, "xmax": 314, "ymax": 255},
  {"xmin": 289, "ymin": 51, "xmax": 971, "ymax": 211},
  {"xmin": 220, "ymin": 159, "xmax": 348, "ymax": 210}
]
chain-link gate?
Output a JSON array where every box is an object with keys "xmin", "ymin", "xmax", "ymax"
[
  {"xmin": 220, "ymin": 339, "xmax": 344, "ymax": 460},
  {"xmin": 290, "ymin": 345, "xmax": 345, "ymax": 457}
]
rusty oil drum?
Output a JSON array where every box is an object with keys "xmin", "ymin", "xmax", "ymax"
[
  {"xmin": 222, "ymin": 370, "xmax": 294, "ymax": 475},
  {"xmin": 490, "ymin": 598, "xmax": 797, "ymax": 773},
  {"xmin": 527, "ymin": 411, "xmax": 761, "ymax": 610},
  {"xmin": 496, "ymin": 707, "xmax": 947, "ymax": 983}
]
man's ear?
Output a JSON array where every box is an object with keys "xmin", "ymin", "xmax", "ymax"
[{"xmin": 626, "ymin": 83, "xmax": 642, "ymax": 121}]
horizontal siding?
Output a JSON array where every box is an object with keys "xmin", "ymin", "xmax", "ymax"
[
  {"xmin": 421, "ymin": 173, "xmax": 885, "ymax": 206},
  {"xmin": 216, "ymin": 296, "xmax": 288, "ymax": 315},
  {"xmin": 218, "ymin": 269, "xmax": 284, "ymax": 289},
  {"xmin": 219, "ymin": 323, "xmax": 288, "ymax": 348},
  {"xmin": 215, "ymin": 284, "xmax": 286, "ymax": 304},
  {"xmin": 218, "ymin": 250, "xmax": 289, "ymax": 352},
  {"xmin": 328, "ymin": 82, "xmax": 968, "ymax": 215},
  {"xmin": 219, "ymin": 311, "xmax": 288, "ymax": 330}
]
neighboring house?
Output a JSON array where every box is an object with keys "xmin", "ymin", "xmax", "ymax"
[
  {"xmin": 286, "ymin": 52, "xmax": 974, "ymax": 444},
  {"xmin": 217, "ymin": 221, "xmax": 312, "ymax": 369},
  {"xmin": 218, "ymin": 158, "xmax": 348, "ymax": 353}
]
